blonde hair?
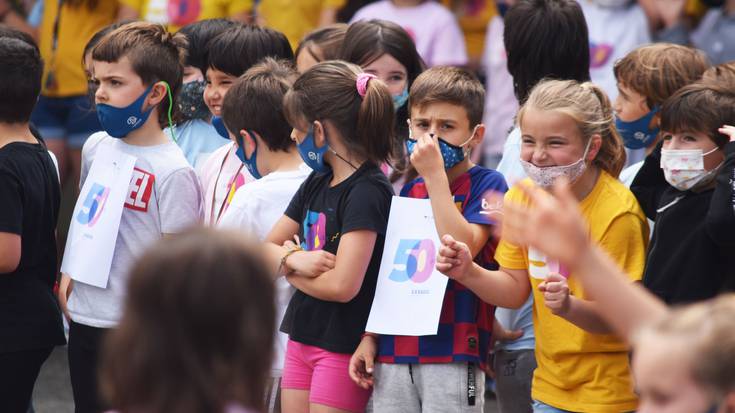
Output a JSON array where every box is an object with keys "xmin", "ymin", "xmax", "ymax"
[
  {"xmin": 635, "ymin": 294, "xmax": 735, "ymax": 400},
  {"xmin": 517, "ymin": 79, "xmax": 626, "ymax": 177}
]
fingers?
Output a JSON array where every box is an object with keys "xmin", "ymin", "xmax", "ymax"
[{"xmin": 719, "ymin": 125, "xmax": 735, "ymax": 141}]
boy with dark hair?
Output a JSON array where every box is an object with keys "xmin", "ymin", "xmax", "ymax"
[
  {"xmin": 0, "ymin": 36, "xmax": 66, "ymax": 413},
  {"xmin": 58, "ymin": 22, "xmax": 203, "ymax": 413},
  {"xmin": 172, "ymin": 18, "xmax": 236, "ymax": 168},
  {"xmin": 199, "ymin": 24, "xmax": 295, "ymax": 226},
  {"xmin": 217, "ymin": 57, "xmax": 310, "ymax": 413},
  {"xmin": 349, "ymin": 66, "xmax": 508, "ymax": 412}
]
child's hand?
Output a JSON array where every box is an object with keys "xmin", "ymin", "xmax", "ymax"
[
  {"xmin": 348, "ymin": 334, "xmax": 377, "ymax": 389},
  {"xmin": 58, "ymin": 273, "xmax": 73, "ymax": 322},
  {"xmin": 538, "ymin": 273, "xmax": 571, "ymax": 316},
  {"xmin": 409, "ymin": 131, "xmax": 445, "ymax": 181},
  {"xmin": 435, "ymin": 234, "xmax": 473, "ymax": 282},
  {"xmin": 501, "ymin": 180, "xmax": 590, "ymax": 268},
  {"xmin": 286, "ymin": 250, "xmax": 336, "ymax": 278},
  {"xmin": 719, "ymin": 125, "xmax": 735, "ymax": 142}
]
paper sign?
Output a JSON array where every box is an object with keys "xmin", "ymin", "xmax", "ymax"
[
  {"xmin": 366, "ymin": 196, "xmax": 449, "ymax": 336},
  {"xmin": 61, "ymin": 146, "xmax": 136, "ymax": 288}
]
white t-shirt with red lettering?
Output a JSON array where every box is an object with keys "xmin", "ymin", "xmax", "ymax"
[{"xmin": 68, "ymin": 131, "xmax": 204, "ymax": 328}]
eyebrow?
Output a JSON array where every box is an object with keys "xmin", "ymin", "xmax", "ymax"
[
  {"xmin": 413, "ymin": 117, "xmax": 457, "ymax": 124},
  {"xmin": 97, "ymin": 75, "xmax": 124, "ymax": 81}
]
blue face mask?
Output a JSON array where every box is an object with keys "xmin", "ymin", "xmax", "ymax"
[
  {"xmin": 297, "ymin": 126, "xmax": 330, "ymax": 173},
  {"xmin": 405, "ymin": 126, "xmax": 476, "ymax": 169},
  {"xmin": 212, "ymin": 115, "xmax": 229, "ymax": 139},
  {"xmin": 234, "ymin": 131, "xmax": 262, "ymax": 179},
  {"xmin": 616, "ymin": 107, "xmax": 660, "ymax": 150},
  {"xmin": 393, "ymin": 87, "xmax": 409, "ymax": 110},
  {"xmin": 96, "ymin": 85, "xmax": 155, "ymax": 139}
]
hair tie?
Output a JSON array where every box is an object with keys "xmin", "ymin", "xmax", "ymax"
[{"xmin": 356, "ymin": 73, "xmax": 377, "ymax": 98}]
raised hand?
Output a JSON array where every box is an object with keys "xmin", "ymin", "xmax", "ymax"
[{"xmin": 435, "ymin": 234, "xmax": 473, "ymax": 281}]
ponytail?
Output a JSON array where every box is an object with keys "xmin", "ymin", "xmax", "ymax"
[{"xmin": 583, "ymin": 82, "xmax": 626, "ymax": 177}]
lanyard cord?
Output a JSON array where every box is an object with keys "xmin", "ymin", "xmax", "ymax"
[{"xmin": 209, "ymin": 148, "xmax": 244, "ymax": 225}]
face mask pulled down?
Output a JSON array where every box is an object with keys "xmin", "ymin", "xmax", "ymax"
[{"xmin": 520, "ymin": 138, "xmax": 593, "ymax": 188}]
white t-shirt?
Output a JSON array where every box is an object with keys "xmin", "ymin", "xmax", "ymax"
[
  {"xmin": 198, "ymin": 142, "xmax": 254, "ymax": 226},
  {"xmin": 218, "ymin": 163, "xmax": 312, "ymax": 375},
  {"xmin": 351, "ymin": 0, "xmax": 468, "ymax": 67},
  {"xmin": 68, "ymin": 132, "xmax": 204, "ymax": 328}
]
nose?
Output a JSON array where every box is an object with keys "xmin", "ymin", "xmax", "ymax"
[{"xmin": 94, "ymin": 84, "xmax": 105, "ymax": 103}]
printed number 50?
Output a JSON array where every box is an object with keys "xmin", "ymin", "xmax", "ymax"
[{"xmin": 388, "ymin": 239, "xmax": 436, "ymax": 284}]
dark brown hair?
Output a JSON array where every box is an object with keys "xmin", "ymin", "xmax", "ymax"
[
  {"xmin": 295, "ymin": 23, "xmax": 348, "ymax": 65},
  {"xmin": 100, "ymin": 227, "xmax": 276, "ymax": 413},
  {"xmin": 614, "ymin": 43, "xmax": 709, "ymax": 109},
  {"xmin": 92, "ymin": 22, "xmax": 187, "ymax": 128},
  {"xmin": 661, "ymin": 82, "xmax": 735, "ymax": 148},
  {"xmin": 409, "ymin": 66, "xmax": 485, "ymax": 126},
  {"xmin": 222, "ymin": 58, "xmax": 297, "ymax": 152},
  {"xmin": 283, "ymin": 60, "xmax": 395, "ymax": 165}
]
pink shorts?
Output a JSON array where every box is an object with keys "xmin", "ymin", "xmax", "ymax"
[{"xmin": 281, "ymin": 339, "xmax": 371, "ymax": 412}]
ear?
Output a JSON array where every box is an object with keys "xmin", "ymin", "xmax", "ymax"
[
  {"xmin": 312, "ymin": 120, "xmax": 328, "ymax": 148},
  {"xmin": 652, "ymin": 112, "xmax": 661, "ymax": 129},
  {"xmin": 239, "ymin": 129, "xmax": 258, "ymax": 159},
  {"xmin": 586, "ymin": 134, "xmax": 603, "ymax": 162},
  {"xmin": 469, "ymin": 124, "xmax": 486, "ymax": 147},
  {"xmin": 147, "ymin": 82, "xmax": 169, "ymax": 107}
]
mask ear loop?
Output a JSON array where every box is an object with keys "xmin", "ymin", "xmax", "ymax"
[{"xmin": 162, "ymin": 81, "xmax": 177, "ymax": 143}]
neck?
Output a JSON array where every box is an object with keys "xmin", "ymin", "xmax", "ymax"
[
  {"xmin": 446, "ymin": 158, "xmax": 474, "ymax": 185},
  {"xmin": 570, "ymin": 165, "xmax": 600, "ymax": 201},
  {"xmin": 0, "ymin": 122, "xmax": 37, "ymax": 149},
  {"xmin": 327, "ymin": 150, "xmax": 365, "ymax": 186},
  {"xmin": 260, "ymin": 146, "xmax": 303, "ymax": 176},
  {"xmin": 121, "ymin": 111, "xmax": 169, "ymax": 146}
]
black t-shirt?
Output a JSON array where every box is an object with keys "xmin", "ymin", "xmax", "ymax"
[
  {"xmin": 631, "ymin": 141, "xmax": 735, "ymax": 304},
  {"xmin": 281, "ymin": 163, "xmax": 393, "ymax": 354},
  {"xmin": 0, "ymin": 142, "xmax": 65, "ymax": 353}
]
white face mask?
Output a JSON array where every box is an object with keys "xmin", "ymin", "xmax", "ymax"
[
  {"xmin": 660, "ymin": 146, "xmax": 721, "ymax": 191},
  {"xmin": 520, "ymin": 139, "xmax": 593, "ymax": 188}
]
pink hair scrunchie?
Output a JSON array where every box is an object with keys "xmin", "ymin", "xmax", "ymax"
[{"xmin": 356, "ymin": 73, "xmax": 377, "ymax": 98}]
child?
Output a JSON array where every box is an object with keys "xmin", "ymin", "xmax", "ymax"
[
  {"xmin": 437, "ymin": 79, "xmax": 648, "ymax": 413},
  {"xmin": 199, "ymin": 24, "xmax": 293, "ymax": 226},
  {"xmin": 58, "ymin": 22, "xmax": 204, "ymax": 413},
  {"xmin": 349, "ymin": 66, "xmax": 508, "ymax": 412},
  {"xmin": 0, "ymin": 35, "xmax": 65, "ymax": 413},
  {"xmin": 630, "ymin": 82, "xmax": 735, "ymax": 305},
  {"xmin": 338, "ymin": 18, "xmax": 425, "ymax": 188},
  {"xmin": 100, "ymin": 228, "xmax": 276, "ymax": 413},
  {"xmin": 350, "ymin": 0, "xmax": 468, "ymax": 67},
  {"xmin": 294, "ymin": 23, "xmax": 347, "ymax": 73},
  {"xmin": 615, "ymin": 44, "xmax": 710, "ymax": 181},
  {"xmin": 170, "ymin": 18, "xmax": 235, "ymax": 169},
  {"xmin": 264, "ymin": 61, "xmax": 394, "ymax": 413},
  {"xmin": 492, "ymin": 176, "xmax": 735, "ymax": 413},
  {"xmin": 217, "ymin": 58, "xmax": 310, "ymax": 413}
]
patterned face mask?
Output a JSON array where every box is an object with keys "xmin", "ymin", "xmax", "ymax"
[
  {"xmin": 177, "ymin": 79, "xmax": 210, "ymax": 121},
  {"xmin": 660, "ymin": 146, "xmax": 721, "ymax": 191},
  {"xmin": 520, "ymin": 138, "xmax": 593, "ymax": 188},
  {"xmin": 405, "ymin": 121, "xmax": 478, "ymax": 170}
]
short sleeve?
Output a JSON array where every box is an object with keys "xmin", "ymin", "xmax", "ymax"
[
  {"xmin": 0, "ymin": 170, "xmax": 22, "ymax": 235},
  {"xmin": 284, "ymin": 175, "xmax": 311, "ymax": 223},
  {"xmin": 493, "ymin": 186, "xmax": 529, "ymax": 270},
  {"xmin": 598, "ymin": 212, "xmax": 648, "ymax": 282},
  {"xmin": 158, "ymin": 168, "xmax": 203, "ymax": 234},
  {"xmin": 463, "ymin": 170, "xmax": 508, "ymax": 225},
  {"xmin": 341, "ymin": 179, "xmax": 392, "ymax": 235}
]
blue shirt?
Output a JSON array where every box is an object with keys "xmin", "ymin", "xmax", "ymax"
[{"xmin": 169, "ymin": 119, "xmax": 227, "ymax": 169}]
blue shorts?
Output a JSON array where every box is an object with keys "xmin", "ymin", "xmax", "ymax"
[{"xmin": 30, "ymin": 95, "xmax": 100, "ymax": 149}]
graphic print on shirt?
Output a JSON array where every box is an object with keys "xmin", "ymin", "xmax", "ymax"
[
  {"xmin": 226, "ymin": 171, "xmax": 248, "ymax": 210},
  {"xmin": 590, "ymin": 42, "xmax": 614, "ymax": 68},
  {"xmin": 76, "ymin": 183, "xmax": 110, "ymax": 227},
  {"xmin": 125, "ymin": 167, "xmax": 155, "ymax": 212},
  {"xmin": 301, "ymin": 210, "xmax": 327, "ymax": 251},
  {"xmin": 528, "ymin": 247, "xmax": 569, "ymax": 279},
  {"xmin": 388, "ymin": 238, "xmax": 436, "ymax": 283}
]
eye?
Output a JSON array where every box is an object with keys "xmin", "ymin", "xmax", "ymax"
[
  {"xmin": 415, "ymin": 121, "xmax": 429, "ymax": 129},
  {"xmin": 389, "ymin": 75, "xmax": 405, "ymax": 82},
  {"xmin": 440, "ymin": 123, "xmax": 454, "ymax": 131},
  {"xmin": 683, "ymin": 135, "xmax": 697, "ymax": 142},
  {"xmin": 110, "ymin": 79, "xmax": 122, "ymax": 86},
  {"xmin": 662, "ymin": 134, "xmax": 673, "ymax": 141},
  {"xmin": 548, "ymin": 140, "xmax": 565, "ymax": 147},
  {"xmin": 521, "ymin": 137, "xmax": 535, "ymax": 145}
]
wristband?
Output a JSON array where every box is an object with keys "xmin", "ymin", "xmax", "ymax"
[
  {"xmin": 279, "ymin": 245, "xmax": 302, "ymax": 275},
  {"xmin": 361, "ymin": 332, "xmax": 379, "ymax": 341}
]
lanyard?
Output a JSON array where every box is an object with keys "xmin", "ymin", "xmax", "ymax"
[{"xmin": 209, "ymin": 148, "xmax": 244, "ymax": 225}]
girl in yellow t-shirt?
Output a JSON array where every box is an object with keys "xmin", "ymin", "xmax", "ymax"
[{"xmin": 436, "ymin": 79, "xmax": 648, "ymax": 413}]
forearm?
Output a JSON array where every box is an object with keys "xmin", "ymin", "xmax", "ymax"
[
  {"xmin": 572, "ymin": 245, "xmax": 667, "ymax": 341},
  {"xmin": 459, "ymin": 264, "xmax": 530, "ymax": 308},
  {"xmin": 264, "ymin": 242, "xmax": 289, "ymax": 277},
  {"xmin": 705, "ymin": 143, "xmax": 735, "ymax": 244},
  {"xmin": 557, "ymin": 296, "xmax": 612, "ymax": 334},
  {"xmin": 286, "ymin": 268, "xmax": 360, "ymax": 303},
  {"xmin": 425, "ymin": 174, "xmax": 487, "ymax": 254}
]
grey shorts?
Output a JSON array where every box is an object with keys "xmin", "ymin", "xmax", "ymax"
[{"xmin": 373, "ymin": 362, "xmax": 485, "ymax": 413}]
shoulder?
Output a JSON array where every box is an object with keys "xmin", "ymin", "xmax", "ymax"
[
  {"xmin": 352, "ymin": 165, "xmax": 393, "ymax": 195},
  {"xmin": 81, "ymin": 132, "xmax": 110, "ymax": 161},
  {"xmin": 199, "ymin": 142, "xmax": 234, "ymax": 178},
  {"xmin": 590, "ymin": 171, "xmax": 646, "ymax": 223},
  {"xmin": 467, "ymin": 166, "xmax": 508, "ymax": 191}
]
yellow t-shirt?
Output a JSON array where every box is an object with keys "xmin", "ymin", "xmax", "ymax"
[
  {"xmin": 440, "ymin": 0, "xmax": 497, "ymax": 61},
  {"xmin": 39, "ymin": 0, "xmax": 121, "ymax": 97},
  {"xmin": 495, "ymin": 171, "xmax": 648, "ymax": 413},
  {"xmin": 120, "ymin": 0, "xmax": 250, "ymax": 31},
  {"xmin": 254, "ymin": 0, "xmax": 346, "ymax": 50}
]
